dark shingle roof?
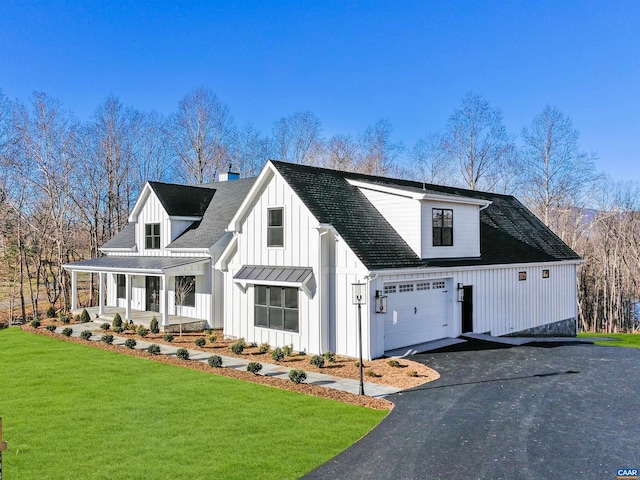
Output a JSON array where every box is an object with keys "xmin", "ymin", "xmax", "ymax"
[
  {"xmin": 101, "ymin": 223, "xmax": 136, "ymax": 250},
  {"xmin": 270, "ymin": 161, "xmax": 580, "ymax": 270},
  {"xmin": 148, "ymin": 181, "xmax": 216, "ymax": 217}
]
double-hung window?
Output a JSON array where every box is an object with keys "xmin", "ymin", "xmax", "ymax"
[
  {"xmin": 432, "ymin": 208, "xmax": 453, "ymax": 246},
  {"xmin": 145, "ymin": 223, "xmax": 161, "ymax": 250},
  {"xmin": 116, "ymin": 274, "xmax": 126, "ymax": 299},
  {"xmin": 267, "ymin": 208, "xmax": 284, "ymax": 247},
  {"xmin": 254, "ymin": 285, "xmax": 299, "ymax": 332}
]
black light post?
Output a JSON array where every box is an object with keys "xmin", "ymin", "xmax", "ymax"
[
  {"xmin": 0, "ymin": 417, "xmax": 7, "ymax": 480},
  {"xmin": 352, "ymin": 282, "xmax": 366, "ymax": 396}
]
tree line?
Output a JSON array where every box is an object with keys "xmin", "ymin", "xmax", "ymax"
[{"xmin": 0, "ymin": 87, "xmax": 637, "ymax": 332}]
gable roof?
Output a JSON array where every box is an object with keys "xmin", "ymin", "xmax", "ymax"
[{"xmin": 269, "ymin": 161, "xmax": 581, "ymax": 270}]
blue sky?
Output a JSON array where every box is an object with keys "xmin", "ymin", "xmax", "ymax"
[{"xmin": 1, "ymin": 0, "xmax": 638, "ymax": 180}]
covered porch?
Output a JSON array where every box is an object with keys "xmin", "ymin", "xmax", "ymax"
[
  {"xmin": 63, "ymin": 256, "xmax": 212, "ymax": 329},
  {"xmin": 71, "ymin": 306, "xmax": 207, "ymax": 333}
]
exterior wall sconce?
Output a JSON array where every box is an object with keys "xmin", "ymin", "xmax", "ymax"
[
  {"xmin": 375, "ymin": 290, "xmax": 387, "ymax": 313},
  {"xmin": 457, "ymin": 282, "xmax": 464, "ymax": 302}
]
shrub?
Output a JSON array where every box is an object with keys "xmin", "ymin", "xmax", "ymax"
[
  {"xmin": 101, "ymin": 334, "xmax": 114, "ymax": 344},
  {"xmin": 246, "ymin": 362, "xmax": 262, "ymax": 374},
  {"xmin": 45, "ymin": 324, "xmax": 56, "ymax": 332},
  {"xmin": 80, "ymin": 330, "xmax": 92, "ymax": 340},
  {"xmin": 258, "ymin": 343, "xmax": 270, "ymax": 354},
  {"xmin": 149, "ymin": 316, "xmax": 159, "ymax": 334},
  {"xmin": 207, "ymin": 355, "xmax": 223, "ymax": 368},
  {"xmin": 112, "ymin": 313, "xmax": 123, "ymax": 329},
  {"xmin": 288, "ymin": 369, "xmax": 307, "ymax": 384},
  {"xmin": 62, "ymin": 327, "xmax": 73, "ymax": 337},
  {"xmin": 271, "ymin": 347, "xmax": 285, "ymax": 362},
  {"xmin": 80, "ymin": 309, "xmax": 91, "ymax": 323},
  {"xmin": 310, "ymin": 355, "xmax": 325, "ymax": 368},
  {"xmin": 205, "ymin": 329, "xmax": 212, "ymax": 335},
  {"xmin": 46, "ymin": 305, "xmax": 56, "ymax": 318},
  {"xmin": 355, "ymin": 361, "xmax": 362, "ymax": 368},
  {"xmin": 113, "ymin": 326, "xmax": 123, "ymax": 333},
  {"xmin": 100, "ymin": 322, "xmax": 110, "ymax": 331},
  {"xmin": 137, "ymin": 326, "xmax": 150, "ymax": 337},
  {"xmin": 194, "ymin": 337, "xmax": 206, "ymax": 348},
  {"xmin": 387, "ymin": 359, "xmax": 401, "ymax": 368},
  {"xmin": 60, "ymin": 314, "xmax": 70, "ymax": 324},
  {"xmin": 147, "ymin": 344, "xmax": 161, "ymax": 355},
  {"xmin": 366, "ymin": 370, "xmax": 381, "ymax": 378},
  {"xmin": 176, "ymin": 348, "xmax": 189, "ymax": 360},
  {"xmin": 323, "ymin": 351, "xmax": 336, "ymax": 363},
  {"xmin": 30, "ymin": 319, "xmax": 41, "ymax": 328},
  {"xmin": 208, "ymin": 334, "xmax": 217, "ymax": 343},
  {"xmin": 124, "ymin": 338, "xmax": 137, "ymax": 349},
  {"xmin": 282, "ymin": 344, "xmax": 293, "ymax": 357},
  {"xmin": 231, "ymin": 339, "xmax": 246, "ymax": 355},
  {"xmin": 406, "ymin": 370, "xmax": 418, "ymax": 378},
  {"xmin": 163, "ymin": 333, "xmax": 174, "ymax": 342}
]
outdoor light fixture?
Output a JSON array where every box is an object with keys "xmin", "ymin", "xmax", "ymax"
[
  {"xmin": 375, "ymin": 290, "xmax": 387, "ymax": 313},
  {"xmin": 457, "ymin": 283, "xmax": 464, "ymax": 302},
  {"xmin": 351, "ymin": 282, "xmax": 366, "ymax": 396}
]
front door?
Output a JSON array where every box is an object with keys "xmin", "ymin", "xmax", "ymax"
[
  {"xmin": 462, "ymin": 285, "xmax": 473, "ymax": 333},
  {"xmin": 146, "ymin": 276, "xmax": 160, "ymax": 312}
]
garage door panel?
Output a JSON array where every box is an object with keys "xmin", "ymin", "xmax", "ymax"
[{"xmin": 384, "ymin": 280, "xmax": 449, "ymax": 351}]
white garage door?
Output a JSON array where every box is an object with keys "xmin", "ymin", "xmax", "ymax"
[{"xmin": 384, "ymin": 279, "xmax": 450, "ymax": 351}]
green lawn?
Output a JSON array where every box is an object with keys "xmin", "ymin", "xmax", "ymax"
[
  {"xmin": 0, "ymin": 328, "xmax": 387, "ymax": 480},
  {"xmin": 578, "ymin": 331, "xmax": 640, "ymax": 348}
]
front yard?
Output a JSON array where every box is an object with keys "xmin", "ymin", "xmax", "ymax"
[
  {"xmin": 578, "ymin": 331, "xmax": 640, "ymax": 348},
  {"xmin": 0, "ymin": 328, "xmax": 387, "ymax": 480}
]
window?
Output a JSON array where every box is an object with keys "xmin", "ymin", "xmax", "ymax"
[
  {"xmin": 267, "ymin": 208, "xmax": 284, "ymax": 247},
  {"xmin": 175, "ymin": 276, "xmax": 196, "ymax": 308},
  {"xmin": 432, "ymin": 281, "xmax": 446, "ymax": 289},
  {"xmin": 416, "ymin": 282, "xmax": 430, "ymax": 291},
  {"xmin": 255, "ymin": 285, "xmax": 298, "ymax": 332},
  {"xmin": 542, "ymin": 269, "xmax": 550, "ymax": 279},
  {"xmin": 145, "ymin": 223, "xmax": 160, "ymax": 249},
  {"xmin": 383, "ymin": 285, "xmax": 396, "ymax": 295},
  {"xmin": 116, "ymin": 274, "xmax": 126, "ymax": 299},
  {"xmin": 433, "ymin": 208, "xmax": 453, "ymax": 246},
  {"xmin": 399, "ymin": 284, "xmax": 414, "ymax": 293}
]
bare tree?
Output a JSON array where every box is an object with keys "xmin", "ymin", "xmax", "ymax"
[
  {"xmin": 410, "ymin": 133, "xmax": 454, "ymax": 185},
  {"xmin": 443, "ymin": 92, "xmax": 515, "ymax": 190},
  {"xmin": 229, "ymin": 123, "xmax": 270, "ymax": 178},
  {"xmin": 323, "ymin": 134, "xmax": 359, "ymax": 172},
  {"xmin": 169, "ymin": 87, "xmax": 235, "ymax": 183},
  {"xmin": 272, "ymin": 111, "xmax": 322, "ymax": 165},
  {"xmin": 358, "ymin": 119, "xmax": 403, "ymax": 176}
]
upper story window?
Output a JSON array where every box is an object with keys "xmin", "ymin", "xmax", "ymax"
[
  {"xmin": 267, "ymin": 208, "xmax": 284, "ymax": 247},
  {"xmin": 145, "ymin": 223, "xmax": 160, "ymax": 249},
  {"xmin": 432, "ymin": 208, "xmax": 453, "ymax": 247}
]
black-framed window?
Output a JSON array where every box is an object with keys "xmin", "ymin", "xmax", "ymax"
[
  {"xmin": 432, "ymin": 208, "xmax": 453, "ymax": 246},
  {"xmin": 254, "ymin": 285, "xmax": 298, "ymax": 332},
  {"xmin": 145, "ymin": 223, "xmax": 160, "ymax": 249},
  {"xmin": 267, "ymin": 208, "xmax": 284, "ymax": 247},
  {"xmin": 175, "ymin": 276, "xmax": 196, "ymax": 308},
  {"xmin": 116, "ymin": 274, "xmax": 126, "ymax": 299}
]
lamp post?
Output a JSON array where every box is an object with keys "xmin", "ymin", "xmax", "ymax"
[
  {"xmin": 352, "ymin": 282, "xmax": 366, "ymax": 396},
  {"xmin": 0, "ymin": 417, "xmax": 7, "ymax": 480}
]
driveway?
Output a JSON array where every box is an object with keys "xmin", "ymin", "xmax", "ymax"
[{"xmin": 304, "ymin": 343, "xmax": 640, "ymax": 480}]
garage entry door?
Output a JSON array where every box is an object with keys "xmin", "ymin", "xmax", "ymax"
[{"xmin": 384, "ymin": 279, "xmax": 450, "ymax": 351}]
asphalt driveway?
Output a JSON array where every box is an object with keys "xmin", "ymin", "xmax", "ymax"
[{"xmin": 304, "ymin": 342, "xmax": 640, "ymax": 480}]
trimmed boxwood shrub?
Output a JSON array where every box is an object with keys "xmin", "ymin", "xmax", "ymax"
[
  {"xmin": 387, "ymin": 359, "xmax": 401, "ymax": 368},
  {"xmin": 282, "ymin": 344, "xmax": 293, "ymax": 357},
  {"xmin": 30, "ymin": 319, "xmax": 41, "ymax": 328},
  {"xmin": 80, "ymin": 309, "xmax": 91, "ymax": 323},
  {"xmin": 100, "ymin": 322, "xmax": 110, "ymax": 331},
  {"xmin": 150, "ymin": 316, "xmax": 159, "ymax": 334},
  {"xmin": 323, "ymin": 351, "xmax": 336, "ymax": 363},
  {"xmin": 271, "ymin": 347, "xmax": 285, "ymax": 362},
  {"xmin": 137, "ymin": 326, "xmax": 150, "ymax": 337},
  {"xmin": 46, "ymin": 306, "xmax": 56, "ymax": 318},
  {"xmin": 246, "ymin": 362, "xmax": 262, "ymax": 374},
  {"xmin": 207, "ymin": 355, "xmax": 223, "ymax": 368},
  {"xmin": 310, "ymin": 355, "xmax": 325, "ymax": 368},
  {"xmin": 406, "ymin": 370, "xmax": 418, "ymax": 377},
  {"xmin": 80, "ymin": 330, "xmax": 93, "ymax": 340},
  {"xmin": 258, "ymin": 343, "xmax": 270, "ymax": 354},
  {"xmin": 176, "ymin": 348, "xmax": 189, "ymax": 360},
  {"xmin": 289, "ymin": 369, "xmax": 307, "ymax": 384},
  {"xmin": 62, "ymin": 327, "xmax": 73, "ymax": 337},
  {"xmin": 147, "ymin": 344, "xmax": 161, "ymax": 355},
  {"xmin": 194, "ymin": 337, "xmax": 206, "ymax": 348},
  {"xmin": 209, "ymin": 334, "xmax": 217, "ymax": 343},
  {"xmin": 45, "ymin": 324, "xmax": 56, "ymax": 332},
  {"xmin": 113, "ymin": 326, "xmax": 123, "ymax": 333},
  {"xmin": 60, "ymin": 314, "xmax": 70, "ymax": 324},
  {"xmin": 365, "ymin": 370, "xmax": 381, "ymax": 378},
  {"xmin": 124, "ymin": 338, "xmax": 137, "ymax": 349},
  {"xmin": 101, "ymin": 334, "xmax": 114, "ymax": 344},
  {"xmin": 231, "ymin": 339, "xmax": 246, "ymax": 355},
  {"xmin": 112, "ymin": 313, "xmax": 123, "ymax": 329},
  {"xmin": 163, "ymin": 333, "xmax": 174, "ymax": 342}
]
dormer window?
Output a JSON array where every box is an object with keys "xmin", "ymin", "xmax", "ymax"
[
  {"xmin": 145, "ymin": 223, "xmax": 160, "ymax": 249},
  {"xmin": 267, "ymin": 208, "xmax": 284, "ymax": 247},
  {"xmin": 433, "ymin": 209, "xmax": 453, "ymax": 246}
]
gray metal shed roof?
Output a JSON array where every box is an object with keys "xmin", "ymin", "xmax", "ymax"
[
  {"xmin": 63, "ymin": 256, "xmax": 209, "ymax": 274},
  {"xmin": 234, "ymin": 266, "xmax": 313, "ymax": 284}
]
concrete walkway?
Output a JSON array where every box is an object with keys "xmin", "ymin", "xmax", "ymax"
[{"xmin": 54, "ymin": 322, "xmax": 401, "ymax": 398}]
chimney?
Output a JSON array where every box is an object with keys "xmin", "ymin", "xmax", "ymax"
[{"xmin": 219, "ymin": 164, "xmax": 240, "ymax": 182}]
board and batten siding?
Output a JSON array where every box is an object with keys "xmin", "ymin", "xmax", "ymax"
[{"xmin": 420, "ymin": 201, "xmax": 481, "ymax": 258}]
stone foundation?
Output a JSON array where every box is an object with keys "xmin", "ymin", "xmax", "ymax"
[
  {"xmin": 505, "ymin": 317, "xmax": 577, "ymax": 337},
  {"xmin": 162, "ymin": 320, "xmax": 206, "ymax": 334}
]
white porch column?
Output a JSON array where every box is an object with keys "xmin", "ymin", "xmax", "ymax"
[
  {"xmin": 98, "ymin": 272, "xmax": 105, "ymax": 316},
  {"xmin": 71, "ymin": 271, "xmax": 78, "ymax": 311},
  {"xmin": 162, "ymin": 274, "xmax": 169, "ymax": 326},
  {"xmin": 125, "ymin": 274, "xmax": 131, "ymax": 321}
]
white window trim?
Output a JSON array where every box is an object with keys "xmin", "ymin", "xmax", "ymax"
[{"xmin": 266, "ymin": 206, "xmax": 285, "ymax": 249}]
